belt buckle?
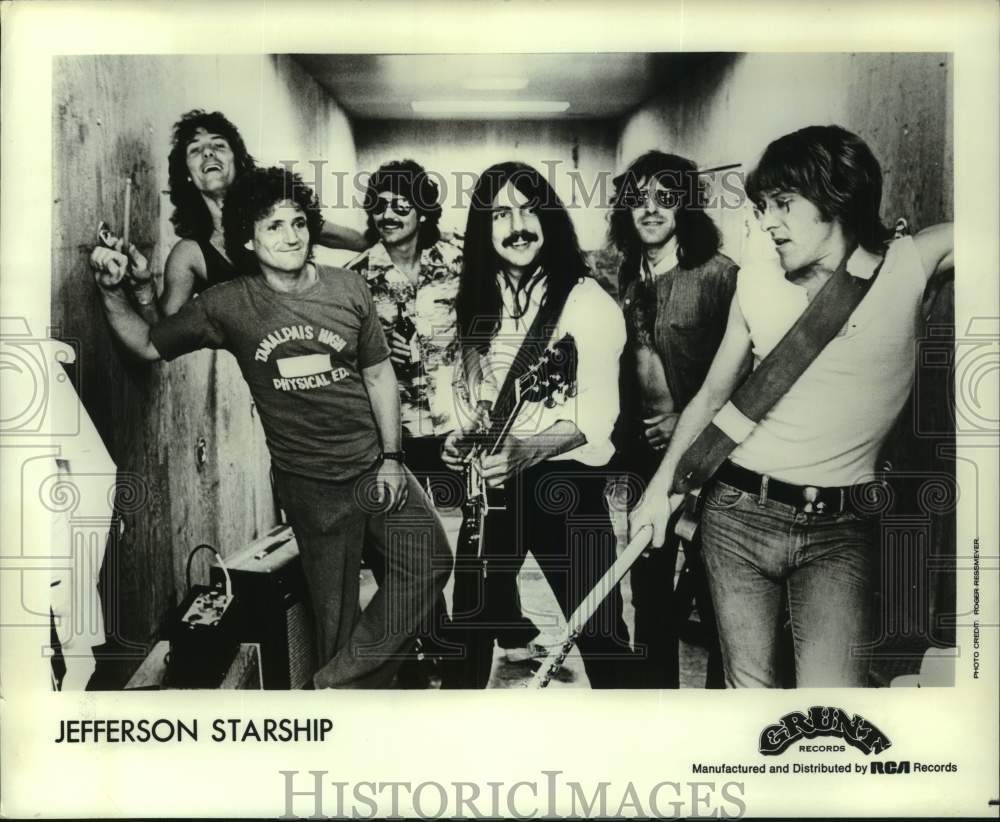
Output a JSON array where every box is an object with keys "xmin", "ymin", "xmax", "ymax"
[{"xmin": 801, "ymin": 486, "xmax": 825, "ymax": 514}]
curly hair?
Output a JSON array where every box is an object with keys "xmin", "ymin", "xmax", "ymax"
[
  {"xmin": 745, "ymin": 125, "xmax": 891, "ymax": 254},
  {"xmin": 167, "ymin": 110, "xmax": 256, "ymax": 240},
  {"xmin": 221, "ymin": 166, "xmax": 324, "ymax": 271},
  {"xmin": 609, "ymin": 150, "xmax": 722, "ymax": 296},
  {"xmin": 362, "ymin": 159, "xmax": 442, "ymax": 249},
  {"xmin": 456, "ymin": 161, "xmax": 591, "ymax": 353}
]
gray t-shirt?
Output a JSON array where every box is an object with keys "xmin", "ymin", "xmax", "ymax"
[{"xmin": 151, "ymin": 265, "xmax": 390, "ymax": 481}]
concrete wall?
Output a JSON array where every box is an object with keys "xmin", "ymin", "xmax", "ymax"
[
  {"xmin": 354, "ymin": 119, "xmax": 619, "ymax": 250},
  {"xmin": 617, "ymin": 53, "xmax": 953, "ymax": 263},
  {"xmin": 51, "ymin": 55, "xmax": 360, "ymax": 684}
]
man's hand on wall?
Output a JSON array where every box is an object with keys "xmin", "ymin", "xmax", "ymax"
[{"xmin": 90, "ymin": 239, "xmax": 149, "ymax": 289}]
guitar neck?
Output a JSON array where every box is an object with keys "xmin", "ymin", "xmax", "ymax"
[{"xmin": 464, "ymin": 394, "xmax": 528, "ymax": 459}]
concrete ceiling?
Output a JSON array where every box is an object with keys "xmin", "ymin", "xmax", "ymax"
[{"xmin": 294, "ymin": 53, "xmax": 710, "ymax": 121}]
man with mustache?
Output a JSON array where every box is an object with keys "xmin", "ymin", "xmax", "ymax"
[
  {"xmin": 629, "ymin": 126, "xmax": 953, "ymax": 687},
  {"xmin": 349, "ymin": 160, "xmax": 464, "ymax": 479},
  {"xmin": 609, "ymin": 150, "xmax": 735, "ymax": 688},
  {"xmin": 442, "ymin": 162, "xmax": 638, "ymax": 688},
  {"xmin": 91, "ymin": 166, "xmax": 451, "ymax": 689},
  {"xmin": 349, "ymin": 160, "xmax": 545, "ymax": 676}
]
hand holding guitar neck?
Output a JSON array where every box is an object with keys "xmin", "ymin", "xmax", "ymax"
[{"xmin": 530, "ymin": 493, "xmax": 685, "ymax": 689}]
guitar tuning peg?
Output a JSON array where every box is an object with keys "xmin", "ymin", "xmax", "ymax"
[
  {"xmin": 544, "ymin": 397, "xmax": 556, "ymax": 409},
  {"xmin": 565, "ymin": 383, "xmax": 578, "ymax": 398}
]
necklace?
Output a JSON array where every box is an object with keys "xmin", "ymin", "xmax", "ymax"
[{"xmin": 501, "ymin": 267, "xmax": 544, "ymax": 321}]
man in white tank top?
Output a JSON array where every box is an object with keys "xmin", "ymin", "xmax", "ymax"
[{"xmin": 628, "ymin": 125, "xmax": 953, "ymax": 687}]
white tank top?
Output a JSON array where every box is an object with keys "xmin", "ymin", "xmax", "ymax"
[{"xmin": 730, "ymin": 236, "xmax": 925, "ymax": 486}]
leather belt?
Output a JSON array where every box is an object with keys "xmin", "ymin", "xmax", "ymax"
[{"xmin": 714, "ymin": 460, "xmax": 862, "ymax": 515}]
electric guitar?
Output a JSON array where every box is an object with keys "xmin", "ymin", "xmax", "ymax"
[
  {"xmin": 445, "ymin": 334, "xmax": 577, "ymax": 688},
  {"xmin": 529, "ymin": 482, "xmax": 701, "ymax": 688}
]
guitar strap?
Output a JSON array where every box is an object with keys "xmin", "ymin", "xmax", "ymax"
[
  {"xmin": 674, "ymin": 246, "xmax": 883, "ymax": 493},
  {"xmin": 466, "ymin": 270, "xmax": 573, "ymax": 450}
]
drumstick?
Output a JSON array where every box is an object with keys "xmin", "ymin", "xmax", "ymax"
[{"xmin": 122, "ymin": 175, "xmax": 133, "ymax": 256}]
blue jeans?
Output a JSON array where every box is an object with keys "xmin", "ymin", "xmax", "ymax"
[{"xmin": 700, "ymin": 480, "xmax": 877, "ymax": 688}]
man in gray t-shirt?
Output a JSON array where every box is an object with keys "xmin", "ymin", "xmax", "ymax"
[{"xmin": 92, "ymin": 166, "xmax": 451, "ymax": 689}]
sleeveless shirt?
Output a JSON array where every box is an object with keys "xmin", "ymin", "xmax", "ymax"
[{"xmin": 730, "ymin": 236, "xmax": 925, "ymax": 486}]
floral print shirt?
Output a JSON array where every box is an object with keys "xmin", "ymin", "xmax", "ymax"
[{"xmin": 347, "ymin": 238, "xmax": 464, "ymax": 437}]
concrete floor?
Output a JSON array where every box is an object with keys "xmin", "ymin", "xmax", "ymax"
[{"xmin": 362, "ymin": 506, "xmax": 710, "ymax": 689}]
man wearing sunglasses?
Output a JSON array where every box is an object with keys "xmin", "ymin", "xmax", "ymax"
[
  {"xmin": 628, "ymin": 126, "xmax": 953, "ymax": 688},
  {"xmin": 349, "ymin": 160, "xmax": 544, "ymax": 680},
  {"xmin": 350, "ymin": 160, "xmax": 464, "ymax": 464},
  {"xmin": 609, "ymin": 150, "xmax": 737, "ymax": 689}
]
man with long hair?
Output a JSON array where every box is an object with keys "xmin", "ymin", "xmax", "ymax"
[
  {"xmin": 442, "ymin": 161, "xmax": 637, "ymax": 688},
  {"xmin": 609, "ymin": 150, "xmax": 736, "ymax": 688},
  {"xmin": 91, "ymin": 109, "xmax": 366, "ymax": 322},
  {"xmin": 629, "ymin": 126, "xmax": 953, "ymax": 687},
  {"xmin": 91, "ymin": 166, "xmax": 451, "ymax": 689},
  {"xmin": 349, "ymin": 160, "xmax": 544, "ymax": 676}
]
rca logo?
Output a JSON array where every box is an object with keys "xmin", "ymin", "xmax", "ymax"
[{"xmin": 871, "ymin": 761, "xmax": 911, "ymax": 775}]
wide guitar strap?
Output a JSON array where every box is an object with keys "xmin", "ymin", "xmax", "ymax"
[
  {"xmin": 464, "ymin": 271, "xmax": 573, "ymax": 449},
  {"xmin": 674, "ymin": 246, "xmax": 883, "ymax": 493}
]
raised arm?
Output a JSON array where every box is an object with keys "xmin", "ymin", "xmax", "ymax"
[
  {"xmin": 629, "ymin": 295, "xmax": 754, "ymax": 547},
  {"xmin": 913, "ymin": 222, "xmax": 954, "ymax": 280},
  {"xmin": 158, "ymin": 240, "xmax": 203, "ymax": 316},
  {"xmin": 316, "ymin": 220, "xmax": 368, "ymax": 253},
  {"xmin": 91, "ymin": 260, "xmax": 162, "ymax": 362},
  {"xmin": 89, "ymin": 235, "xmax": 204, "ymax": 322}
]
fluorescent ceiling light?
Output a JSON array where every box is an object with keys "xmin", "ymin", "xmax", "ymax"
[
  {"xmin": 411, "ymin": 99, "xmax": 570, "ymax": 114},
  {"xmin": 463, "ymin": 76, "xmax": 529, "ymax": 91}
]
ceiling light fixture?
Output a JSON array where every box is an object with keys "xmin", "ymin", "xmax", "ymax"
[
  {"xmin": 411, "ymin": 99, "xmax": 570, "ymax": 114},
  {"xmin": 462, "ymin": 76, "xmax": 529, "ymax": 91}
]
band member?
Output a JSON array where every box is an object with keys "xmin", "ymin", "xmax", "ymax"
[
  {"xmin": 90, "ymin": 109, "xmax": 366, "ymax": 321},
  {"xmin": 629, "ymin": 125, "xmax": 953, "ymax": 687},
  {"xmin": 91, "ymin": 166, "xmax": 451, "ymax": 689},
  {"xmin": 349, "ymin": 160, "xmax": 543, "ymax": 666},
  {"xmin": 348, "ymin": 159, "xmax": 466, "ymax": 479},
  {"xmin": 609, "ymin": 150, "xmax": 735, "ymax": 688},
  {"xmin": 443, "ymin": 161, "xmax": 637, "ymax": 688}
]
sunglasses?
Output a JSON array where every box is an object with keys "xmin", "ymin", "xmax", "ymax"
[
  {"xmin": 372, "ymin": 196, "xmax": 414, "ymax": 217},
  {"xmin": 626, "ymin": 187, "xmax": 680, "ymax": 210}
]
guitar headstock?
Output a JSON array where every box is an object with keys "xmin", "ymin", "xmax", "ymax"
[{"xmin": 516, "ymin": 334, "xmax": 578, "ymax": 408}]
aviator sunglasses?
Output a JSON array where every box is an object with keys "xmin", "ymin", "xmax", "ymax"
[{"xmin": 371, "ymin": 195, "xmax": 415, "ymax": 217}]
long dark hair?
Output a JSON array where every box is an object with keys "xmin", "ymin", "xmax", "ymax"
[
  {"xmin": 609, "ymin": 150, "xmax": 722, "ymax": 296},
  {"xmin": 167, "ymin": 110, "xmax": 256, "ymax": 241},
  {"xmin": 362, "ymin": 159, "xmax": 442, "ymax": 250},
  {"xmin": 456, "ymin": 162, "xmax": 590, "ymax": 353},
  {"xmin": 745, "ymin": 125, "xmax": 891, "ymax": 254}
]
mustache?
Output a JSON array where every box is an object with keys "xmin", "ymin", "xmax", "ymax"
[
  {"xmin": 502, "ymin": 231, "xmax": 539, "ymax": 248},
  {"xmin": 377, "ymin": 219, "xmax": 404, "ymax": 230}
]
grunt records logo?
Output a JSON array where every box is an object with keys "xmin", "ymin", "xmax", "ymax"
[{"xmin": 758, "ymin": 707, "xmax": 891, "ymax": 756}]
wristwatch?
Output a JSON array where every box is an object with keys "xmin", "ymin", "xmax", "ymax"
[{"xmin": 380, "ymin": 451, "xmax": 406, "ymax": 463}]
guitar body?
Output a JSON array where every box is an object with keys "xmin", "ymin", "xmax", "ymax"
[
  {"xmin": 444, "ymin": 492, "xmax": 496, "ymax": 689},
  {"xmin": 442, "ymin": 334, "xmax": 578, "ymax": 689}
]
